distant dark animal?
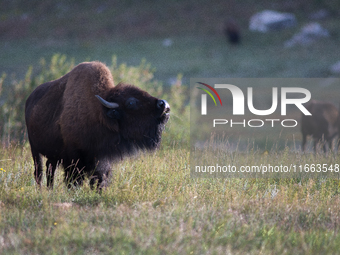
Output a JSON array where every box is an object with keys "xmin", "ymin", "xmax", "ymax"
[
  {"xmin": 301, "ymin": 100, "xmax": 338, "ymax": 153},
  {"xmin": 224, "ymin": 18, "xmax": 241, "ymax": 44},
  {"xmin": 25, "ymin": 61, "xmax": 170, "ymax": 190}
]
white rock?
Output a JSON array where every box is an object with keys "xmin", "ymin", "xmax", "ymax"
[
  {"xmin": 284, "ymin": 22, "xmax": 329, "ymax": 47},
  {"xmin": 330, "ymin": 61, "xmax": 340, "ymax": 74},
  {"xmin": 249, "ymin": 10, "xmax": 296, "ymax": 33},
  {"xmin": 284, "ymin": 33, "xmax": 314, "ymax": 48},
  {"xmin": 162, "ymin": 38, "xmax": 173, "ymax": 47},
  {"xmin": 300, "ymin": 22, "xmax": 329, "ymax": 38}
]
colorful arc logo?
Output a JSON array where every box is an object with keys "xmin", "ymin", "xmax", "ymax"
[{"xmin": 197, "ymin": 82, "xmax": 222, "ymax": 106}]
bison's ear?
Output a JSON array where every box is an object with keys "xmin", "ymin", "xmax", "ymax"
[{"xmin": 95, "ymin": 95, "xmax": 119, "ymax": 109}]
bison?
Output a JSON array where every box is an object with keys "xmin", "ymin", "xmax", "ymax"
[
  {"xmin": 301, "ymin": 100, "xmax": 338, "ymax": 153},
  {"xmin": 224, "ymin": 18, "xmax": 241, "ymax": 45},
  {"xmin": 25, "ymin": 61, "xmax": 170, "ymax": 190}
]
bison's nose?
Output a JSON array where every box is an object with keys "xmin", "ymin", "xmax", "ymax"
[{"xmin": 157, "ymin": 100, "xmax": 170, "ymax": 115}]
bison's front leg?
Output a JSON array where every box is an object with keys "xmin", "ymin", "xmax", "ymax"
[{"xmin": 89, "ymin": 160, "xmax": 111, "ymax": 191}]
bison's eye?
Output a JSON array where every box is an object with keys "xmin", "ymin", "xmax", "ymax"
[{"xmin": 125, "ymin": 97, "xmax": 139, "ymax": 110}]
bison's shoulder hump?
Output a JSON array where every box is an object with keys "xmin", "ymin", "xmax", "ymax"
[
  {"xmin": 71, "ymin": 61, "xmax": 112, "ymax": 79},
  {"xmin": 66, "ymin": 61, "xmax": 115, "ymax": 93}
]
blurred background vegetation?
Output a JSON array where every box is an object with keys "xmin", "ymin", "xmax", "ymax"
[{"xmin": 1, "ymin": 0, "xmax": 340, "ymax": 146}]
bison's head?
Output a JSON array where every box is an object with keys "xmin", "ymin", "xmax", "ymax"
[{"xmin": 96, "ymin": 83, "xmax": 170, "ymax": 152}]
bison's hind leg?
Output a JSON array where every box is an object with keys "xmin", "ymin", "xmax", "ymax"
[
  {"xmin": 46, "ymin": 159, "xmax": 59, "ymax": 189},
  {"xmin": 31, "ymin": 148, "xmax": 43, "ymax": 187}
]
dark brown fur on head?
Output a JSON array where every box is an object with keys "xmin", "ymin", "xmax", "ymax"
[{"xmin": 25, "ymin": 61, "xmax": 170, "ymax": 190}]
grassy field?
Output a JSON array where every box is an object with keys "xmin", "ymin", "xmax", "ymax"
[
  {"xmin": 1, "ymin": 145, "xmax": 340, "ymax": 254},
  {"xmin": 2, "ymin": 0, "xmax": 340, "ymax": 254}
]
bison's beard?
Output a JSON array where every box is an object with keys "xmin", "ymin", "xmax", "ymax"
[
  {"xmin": 143, "ymin": 123, "xmax": 166, "ymax": 150},
  {"xmin": 115, "ymin": 115, "xmax": 169, "ymax": 158},
  {"xmin": 136, "ymin": 115, "xmax": 169, "ymax": 151}
]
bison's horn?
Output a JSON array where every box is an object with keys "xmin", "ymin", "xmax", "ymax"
[{"xmin": 95, "ymin": 95, "xmax": 119, "ymax": 109}]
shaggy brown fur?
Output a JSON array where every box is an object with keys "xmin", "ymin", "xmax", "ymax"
[
  {"xmin": 25, "ymin": 61, "xmax": 170, "ymax": 190},
  {"xmin": 301, "ymin": 100, "xmax": 338, "ymax": 153}
]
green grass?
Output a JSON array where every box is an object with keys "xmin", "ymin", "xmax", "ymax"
[{"xmin": 1, "ymin": 145, "xmax": 340, "ymax": 254}]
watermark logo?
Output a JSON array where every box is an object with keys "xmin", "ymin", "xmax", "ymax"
[
  {"xmin": 190, "ymin": 78, "xmax": 340, "ymax": 179},
  {"xmin": 198, "ymin": 83, "xmax": 311, "ymax": 117},
  {"xmin": 196, "ymin": 82, "xmax": 222, "ymax": 115},
  {"xmin": 195, "ymin": 82, "xmax": 312, "ymax": 128}
]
